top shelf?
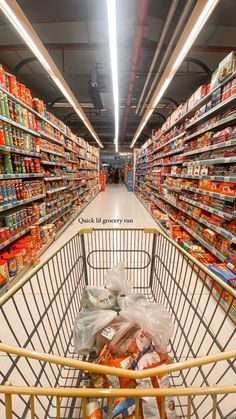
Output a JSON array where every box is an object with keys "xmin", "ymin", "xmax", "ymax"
[
  {"xmin": 152, "ymin": 70, "xmax": 236, "ymax": 139},
  {"xmin": 0, "ymin": 84, "xmax": 84, "ymax": 146}
]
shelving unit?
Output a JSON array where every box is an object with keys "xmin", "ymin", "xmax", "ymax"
[
  {"xmin": 0, "ymin": 67, "xmax": 101, "ymax": 295},
  {"xmin": 134, "ymin": 56, "xmax": 236, "ymax": 301}
]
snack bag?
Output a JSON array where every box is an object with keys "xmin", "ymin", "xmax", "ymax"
[
  {"xmin": 104, "ymin": 397, "xmax": 136, "ymax": 419},
  {"xmin": 86, "ymin": 401, "xmax": 102, "ymax": 419},
  {"xmin": 109, "ymin": 355, "xmax": 136, "ymax": 389},
  {"xmin": 137, "ymin": 377, "xmax": 161, "ymax": 419},
  {"xmin": 159, "ymin": 376, "xmax": 178, "ymax": 418}
]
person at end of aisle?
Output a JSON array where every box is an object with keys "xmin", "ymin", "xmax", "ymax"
[{"xmin": 114, "ymin": 168, "xmax": 119, "ymax": 184}]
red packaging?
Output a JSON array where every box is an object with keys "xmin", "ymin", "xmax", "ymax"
[
  {"xmin": 0, "ymin": 65, "xmax": 6, "ymax": 88},
  {"xmin": 8, "ymin": 74, "xmax": 18, "ymax": 97}
]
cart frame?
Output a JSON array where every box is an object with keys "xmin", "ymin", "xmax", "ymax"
[{"xmin": 0, "ymin": 227, "xmax": 235, "ymax": 419}]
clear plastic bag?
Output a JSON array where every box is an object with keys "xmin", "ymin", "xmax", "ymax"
[
  {"xmin": 105, "ymin": 262, "xmax": 133, "ymax": 295},
  {"xmin": 117, "ymin": 292, "xmax": 146, "ymax": 309},
  {"xmin": 81, "ymin": 286, "xmax": 117, "ymax": 310},
  {"xmin": 120, "ymin": 301, "xmax": 174, "ymax": 353},
  {"xmin": 73, "ymin": 309, "xmax": 117, "ymax": 355}
]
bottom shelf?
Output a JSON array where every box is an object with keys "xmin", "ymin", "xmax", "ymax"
[{"xmin": 1, "ymin": 190, "xmax": 100, "ymax": 297}]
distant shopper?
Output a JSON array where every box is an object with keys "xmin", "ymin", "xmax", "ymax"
[{"xmin": 114, "ymin": 168, "xmax": 119, "ymax": 184}]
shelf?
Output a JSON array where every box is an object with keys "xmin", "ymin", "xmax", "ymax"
[
  {"xmin": 38, "ymin": 202, "xmax": 71, "ymax": 224},
  {"xmin": 0, "ymin": 193, "xmax": 46, "ymax": 212},
  {"xmin": 143, "ymin": 188, "xmax": 236, "ymax": 245},
  {"xmin": 53, "ymin": 206, "xmax": 72, "ymax": 224},
  {"xmin": 162, "ymin": 185, "xmax": 180, "ymax": 193},
  {"xmin": 151, "ymin": 160, "xmax": 183, "ymax": 168},
  {"xmin": 39, "ymin": 131, "xmax": 65, "ymax": 146},
  {"xmin": 0, "ymin": 114, "xmax": 40, "ymax": 137},
  {"xmin": 44, "ymin": 176, "xmax": 68, "ymax": 181},
  {"xmin": 0, "ymin": 173, "xmax": 44, "ymax": 179},
  {"xmin": 147, "ymin": 131, "xmax": 186, "ymax": 154},
  {"xmin": 177, "ymin": 219, "xmax": 226, "ymax": 262},
  {"xmin": 149, "ymin": 147, "xmax": 184, "ymax": 162},
  {"xmin": 183, "ymin": 157, "xmax": 236, "ymax": 166},
  {"xmin": 0, "ymin": 226, "xmax": 31, "ymax": 251},
  {"xmin": 162, "ymin": 173, "xmax": 236, "ymax": 182},
  {"xmin": 67, "ymin": 159, "xmax": 79, "ymax": 164},
  {"xmin": 46, "ymin": 194, "xmax": 70, "ymax": 206},
  {"xmin": 179, "ymin": 203, "xmax": 236, "ymax": 243},
  {"xmin": 183, "ymin": 137, "xmax": 236, "ymax": 157},
  {"xmin": 46, "ymin": 186, "xmax": 70, "ymax": 194},
  {"xmin": 0, "ymin": 145, "xmax": 41, "ymax": 157},
  {"xmin": 158, "ymin": 71, "xmax": 236, "ymax": 137},
  {"xmin": 184, "ymin": 112, "xmax": 236, "ymax": 141},
  {"xmin": 0, "ymin": 85, "xmax": 68, "ymax": 139},
  {"xmin": 42, "ymin": 160, "xmax": 67, "ymax": 167},
  {"xmin": 180, "ymin": 195, "xmax": 235, "ymax": 220},
  {"xmin": 181, "ymin": 186, "xmax": 236, "ymax": 202},
  {"xmin": 40, "ymin": 148, "xmax": 65, "ymax": 158},
  {"xmin": 135, "ymin": 193, "xmax": 169, "ymax": 235},
  {"xmin": 186, "ymin": 94, "xmax": 236, "ymax": 130}
]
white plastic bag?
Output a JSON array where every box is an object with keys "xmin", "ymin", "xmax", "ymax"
[
  {"xmin": 117, "ymin": 292, "xmax": 146, "ymax": 309},
  {"xmin": 73, "ymin": 309, "xmax": 117, "ymax": 355},
  {"xmin": 81, "ymin": 286, "xmax": 117, "ymax": 310},
  {"xmin": 105, "ymin": 262, "xmax": 133, "ymax": 295},
  {"xmin": 120, "ymin": 301, "xmax": 174, "ymax": 353}
]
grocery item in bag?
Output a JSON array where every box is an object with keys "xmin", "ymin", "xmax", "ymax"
[
  {"xmin": 117, "ymin": 292, "xmax": 146, "ymax": 309},
  {"xmin": 73, "ymin": 310, "xmax": 117, "ymax": 355},
  {"xmin": 120, "ymin": 301, "xmax": 174, "ymax": 353},
  {"xmin": 81, "ymin": 286, "xmax": 117, "ymax": 310},
  {"xmin": 105, "ymin": 262, "xmax": 132, "ymax": 295}
]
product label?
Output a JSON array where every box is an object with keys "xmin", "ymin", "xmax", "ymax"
[{"xmin": 101, "ymin": 326, "xmax": 116, "ymax": 340}]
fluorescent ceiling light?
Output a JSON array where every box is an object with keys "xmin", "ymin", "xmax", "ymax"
[
  {"xmin": 130, "ymin": 0, "xmax": 219, "ymax": 148},
  {"xmin": 107, "ymin": 0, "xmax": 119, "ymax": 152},
  {"xmin": 0, "ymin": 0, "xmax": 103, "ymax": 148}
]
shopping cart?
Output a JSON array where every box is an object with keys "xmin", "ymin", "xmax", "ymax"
[{"xmin": 0, "ymin": 228, "xmax": 235, "ymax": 419}]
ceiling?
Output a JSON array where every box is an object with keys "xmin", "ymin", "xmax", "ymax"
[{"xmin": 0, "ymin": 0, "xmax": 235, "ymax": 150}]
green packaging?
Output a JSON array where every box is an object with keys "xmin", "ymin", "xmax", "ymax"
[{"xmin": 3, "ymin": 154, "xmax": 13, "ymax": 174}]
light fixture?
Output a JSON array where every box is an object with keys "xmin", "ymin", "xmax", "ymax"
[
  {"xmin": 0, "ymin": 0, "xmax": 103, "ymax": 148},
  {"xmin": 130, "ymin": 0, "xmax": 219, "ymax": 148},
  {"xmin": 106, "ymin": 0, "xmax": 119, "ymax": 152}
]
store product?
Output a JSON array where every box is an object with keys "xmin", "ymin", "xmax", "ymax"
[
  {"xmin": 134, "ymin": 51, "xmax": 236, "ymax": 304},
  {"xmin": 0, "ymin": 63, "xmax": 100, "ymax": 294},
  {"xmin": 73, "ymin": 264, "xmax": 176, "ymax": 419}
]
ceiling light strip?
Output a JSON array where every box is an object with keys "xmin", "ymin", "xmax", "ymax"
[
  {"xmin": 0, "ymin": 0, "xmax": 103, "ymax": 148},
  {"xmin": 130, "ymin": 0, "xmax": 220, "ymax": 148},
  {"xmin": 107, "ymin": 0, "xmax": 119, "ymax": 152}
]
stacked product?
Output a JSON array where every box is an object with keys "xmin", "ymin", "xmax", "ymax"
[
  {"xmin": 134, "ymin": 51, "xmax": 236, "ymax": 317},
  {"xmin": 0, "ymin": 64, "xmax": 100, "ymax": 294},
  {"xmin": 73, "ymin": 263, "xmax": 177, "ymax": 419}
]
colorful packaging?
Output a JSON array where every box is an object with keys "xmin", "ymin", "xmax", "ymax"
[
  {"xmin": 86, "ymin": 401, "xmax": 102, "ymax": 419},
  {"xmin": 0, "ymin": 259, "xmax": 9, "ymax": 286},
  {"xmin": 104, "ymin": 397, "xmax": 135, "ymax": 419}
]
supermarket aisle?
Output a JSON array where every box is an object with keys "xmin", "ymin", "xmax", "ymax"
[{"xmin": 43, "ymin": 184, "xmax": 157, "ymax": 259}]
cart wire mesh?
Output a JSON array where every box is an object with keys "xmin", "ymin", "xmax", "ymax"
[{"xmin": 0, "ymin": 228, "xmax": 235, "ymax": 419}]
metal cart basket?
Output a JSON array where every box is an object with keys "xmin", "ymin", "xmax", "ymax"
[{"xmin": 0, "ymin": 228, "xmax": 235, "ymax": 419}]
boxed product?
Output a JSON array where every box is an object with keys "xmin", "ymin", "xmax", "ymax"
[
  {"xmin": 193, "ymin": 165, "xmax": 201, "ymax": 176},
  {"xmin": 218, "ymin": 51, "xmax": 236, "ymax": 84},
  {"xmin": 211, "ymin": 68, "xmax": 220, "ymax": 91},
  {"xmin": 207, "ymin": 263, "xmax": 236, "ymax": 285},
  {"xmin": 203, "ymin": 229, "xmax": 216, "ymax": 245},
  {"xmin": 220, "ymin": 182, "xmax": 236, "ymax": 196}
]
